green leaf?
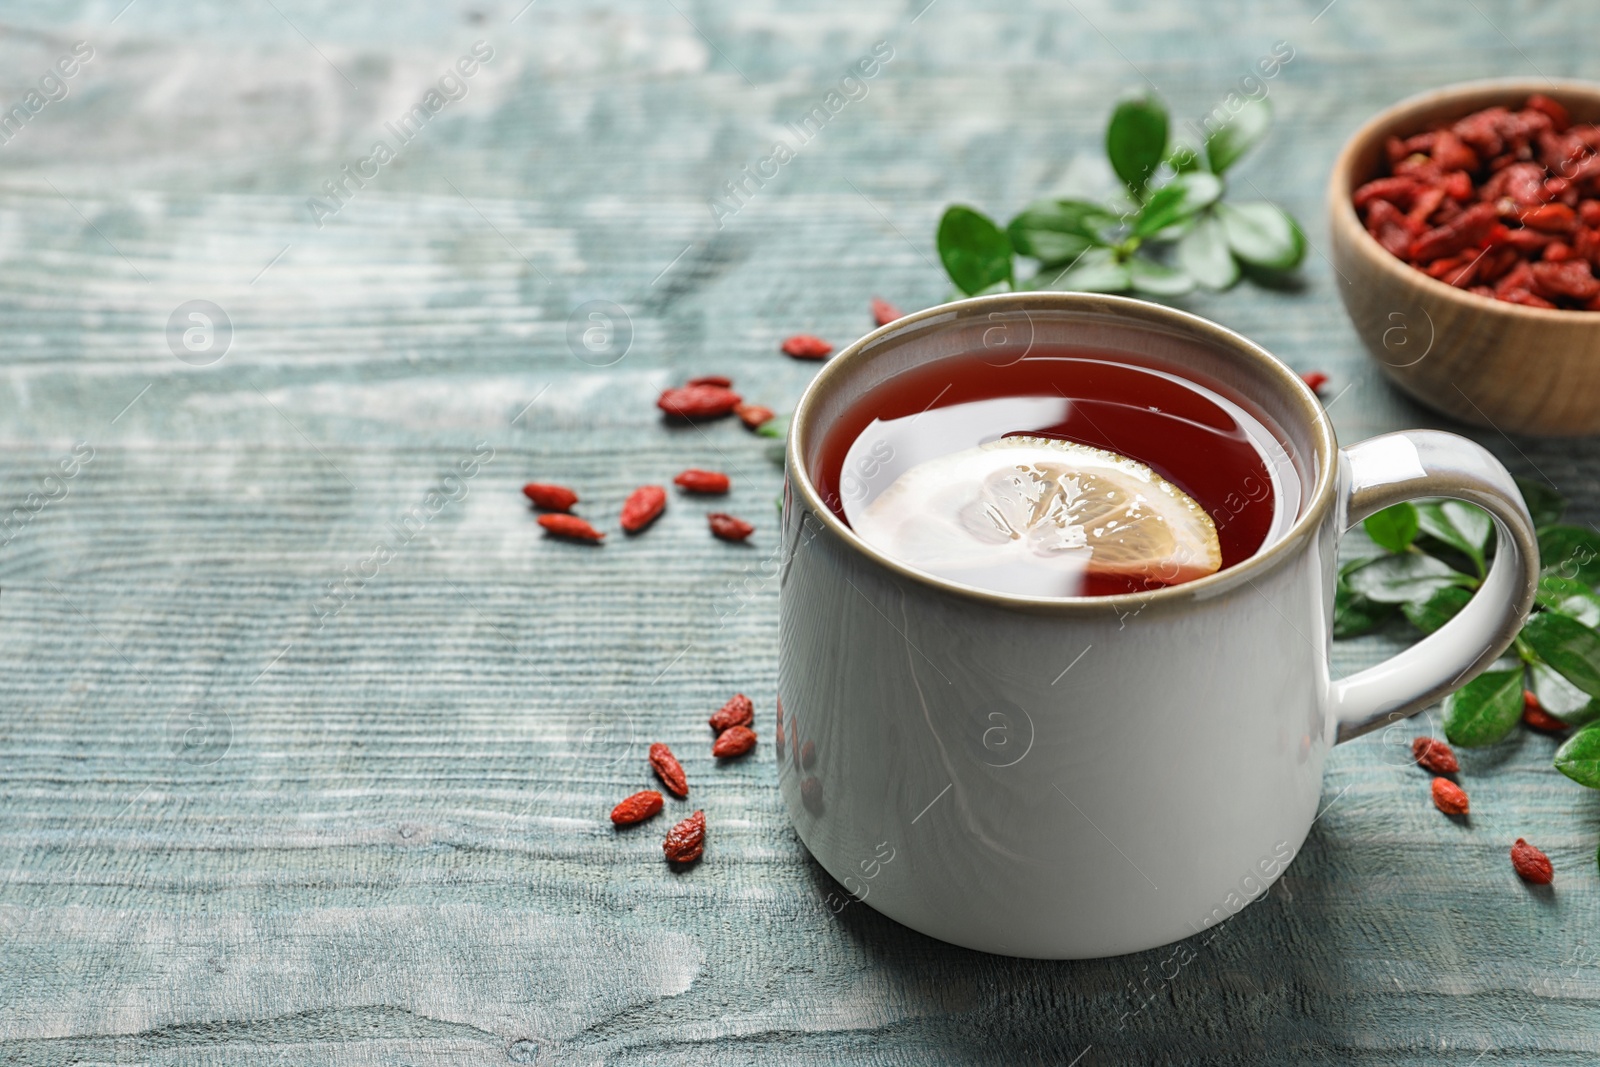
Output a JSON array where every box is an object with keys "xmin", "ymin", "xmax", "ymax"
[
  {"xmin": 1204, "ymin": 97, "xmax": 1273, "ymax": 174},
  {"xmin": 1175, "ymin": 212, "xmax": 1240, "ymax": 290},
  {"xmin": 1126, "ymin": 256, "xmax": 1195, "ymax": 296},
  {"xmin": 1006, "ymin": 200, "xmax": 1116, "ymax": 266},
  {"xmin": 1334, "ymin": 556, "xmax": 1396, "ymax": 637},
  {"xmin": 755, "ymin": 414, "xmax": 791, "ymax": 440},
  {"xmin": 1536, "ymin": 575, "xmax": 1600, "ymax": 629},
  {"xmin": 1554, "ymin": 722, "xmax": 1600, "ymax": 788},
  {"xmin": 1345, "ymin": 552, "xmax": 1476, "ymax": 604},
  {"xmin": 1217, "ymin": 200, "xmax": 1306, "ymax": 270},
  {"xmin": 1538, "ymin": 525, "xmax": 1600, "ymax": 585},
  {"xmin": 1363, "ymin": 503, "xmax": 1419, "ymax": 553},
  {"xmin": 1106, "ymin": 93, "xmax": 1169, "ymax": 196},
  {"xmin": 1402, "ymin": 584, "xmax": 1474, "ymax": 634},
  {"xmin": 1167, "ymin": 144, "xmax": 1201, "ymax": 173},
  {"xmin": 1133, "ymin": 173, "xmax": 1224, "ymax": 237},
  {"xmin": 937, "ymin": 205, "xmax": 1014, "ymax": 295},
  {"xmin": 1443, "ymin": 667, "xmax": 1525, "ymax": 747},
  {"xmin": 1530, "ymin": 662, "xmax": 1600, "ymax": 727},
  {"xmin": 1416, "ymin": 501, "xmax": 1492, "ymax": 575},
  {"xmin": 1516, "ymin": 477, "xmax": 1566, "ymax": 529},
  {"xmin": 1522, "ymin": 611, "xmax": 1600, "ymax": 698},
  {"xmin": 1033, "ymin": 246, "xmax": 1131, "ymax": 293},
  {"xmin": 1334, "ymin": 578, "xmax": 1396, "ymax": 638}
]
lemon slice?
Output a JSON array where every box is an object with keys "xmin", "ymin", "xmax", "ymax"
[{"xmin": 853, "ymin": 436, "xmax": 1221, "ymax": 595}]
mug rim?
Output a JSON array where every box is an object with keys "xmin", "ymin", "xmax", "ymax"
[{"xmin": 786, "ymin": 291, "xmax": 1339, "ymax": 612}]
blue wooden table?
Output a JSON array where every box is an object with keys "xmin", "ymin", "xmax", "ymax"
[{"xmin": 2, "ymin": 1, "xmax": 1599, "ymax": 1062}]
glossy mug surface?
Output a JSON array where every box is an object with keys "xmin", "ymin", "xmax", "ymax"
[{"xmin": 775, "ymin": 292, "xmax": 1539, "ymax": 959}]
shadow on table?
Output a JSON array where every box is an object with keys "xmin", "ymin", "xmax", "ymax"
[{"xmin": 793, "ymin": 827, "xmax": 1362, "ymax": 1065}]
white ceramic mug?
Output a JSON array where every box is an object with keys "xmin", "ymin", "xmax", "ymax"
[{"xmin": 776, "ymin": 292, "xmax": 1539, "ymax": 959}]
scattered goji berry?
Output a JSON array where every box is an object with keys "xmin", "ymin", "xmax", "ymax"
[
  {"xmin": 620, "ymin": 485, "xmax": 667, "ymax": 533},
  {"xmin": 538, "ymin": 513, "xmax": 605, "ymax": 542},
  {"xmin": 1511, "ymin": 838, "xmax": 1554, "ymax": 884},
  {"xmin": 736, "ymin": 403, "xmax": 775, "ymax": 429},
  {"xmin": 673, "ymin": 469, "xmax": 730, "ymax": 494},
  {"xmin": 649, "ymin": 741, "xmax": 688, "ymax": 798},
  {"xmin": 709, "ymin": 693, "xmax": 753, "ymax": 733},
  {"xmin": 523, "ymin": 482, "xmax": 578, "ymax": 511},
  {"xmin": 1301, "ymin": 371, "xmax": 1329, "ymax": 395},
  {"xmin": 1431, "ymin": 776, "xmax": 1469, "ymax": 815},
  {"xmin": 1522, "ymin": 690, "xmax": 1569, "ymax": 733},
  {"xmin": 610, "ymin": 790, "xmax": 664, "ymax": 825},
  {"xmin": 687, "ymin": 375, "xmax": 734, "ymax": 387},
  {"xmin": 781, "ymin": 334, "xmax": 833, "ymax": 360},
  {"xmin": 712, "ymin": 725, "xmax": 757, "ymax": 758},
  {"xmin": 663, "ymin": 810, "xmax": 706, "ymax": 863},
  {"xmin": 708, "ymin": 513, "xmax": 754, "ymax": 541},
  {"xmin": 1412, "ymin": 736, "xmax": 1460, "ymax": 774},
  {"xmin": 658, "ymin": 383, "xmax": 743, "ymax": 419},
  {"xmin": 871, "ymin": 297, "xmax": 903, "ymax": 325}
]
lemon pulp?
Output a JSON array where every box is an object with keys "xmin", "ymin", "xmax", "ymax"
[{"xmin": 852, "ymin": 436, "xmax": 1221, "ymax": 595}]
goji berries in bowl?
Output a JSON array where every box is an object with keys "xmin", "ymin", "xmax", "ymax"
[{"xmin": 1329, "ymin": 79, "xmax": 1600, "ymax": 436}]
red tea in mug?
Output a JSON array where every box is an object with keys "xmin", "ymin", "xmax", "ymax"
[{"xmin": 814, "ymin": 346, "xmax": 1300, "ymax": 597}]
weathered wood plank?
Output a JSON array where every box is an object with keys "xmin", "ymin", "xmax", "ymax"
[{"xmin": 2, "ymin": 1, "xmax": 1600, "ymax": 1063}]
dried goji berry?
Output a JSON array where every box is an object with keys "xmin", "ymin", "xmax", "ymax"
[
  {"xmin": 610, "ymin": 790, "xmax": 664, "ymax": 825},
  {"xmin": 1522, "ymin": 690, "xmax": 1569, "ymax": 733},
  {"xmin": 663, "ymin": 810, "xmax": 705, "ymax": 863},
  {"xmin": 687, "ymin": 375, "xmax": 733, "ymax": 387},
  {"xmin": 658, "ymin": 384, "xmax": 743, "ymax": 419},
  {"xmin": 649, "ymin": 742, "xmax": 688, "ymax": 798},
  {"xmin": 1364, "ymin": 199, "xmax": 1417, "ymax": 259},
  {"xmin": 1410, "ymin": 202, "xmax": 1498, "ymax": 262},
  {"xmin": 781, "ymin": 334, "xmax": 833, "ymax": 360},
  {"xmin": 736, "ymin": 403, "xmax": 775, "ymax": 430},
  {"xmin": 1431, "ymin": 777, "xmax": 1469, "ymax": 815},
  {"xmin": 1300, "ymin": 371, "xmax": 1328, "ymax": 395},
  {"xmin": 708, "ymin": 513, "xmax": 754, "ymax": 542},
  {"xmin": 1430, "ymin": 129, "xmax": 1479, "ymax": 173},
  {"xmin": 1522, "ymin": 202, "xmax": 1577, "ymax": 233},
  {"xmin": 1511, "ymin": 838, "xmax": 1554, "ymax": 884},
  {"xmin": 620, "ymin": 485, "xmax": 666, "ymax": 533},
  {"xmin": 1526, "ymin": 93, "xmax": 1571, "ymax": 131},
  {"xmin": 1354, "ymin": 176, "xmax": 1420, "ymax": 209},
  {"xmin": 712, "ymin": 725, "xmax": 757, "ymax": 758},
  {"xmin": 673, "ymin": 469, "xmax": 730, "ymax": 494},
  {"xmin": 1412, "ymin": 736, "xmax": 1459, "ymax": 775},
  {"xmin": 523, "ymin": 482, "xmax": 578, "ymax": 511},
  {"xmin": 709, "ymin": 693, "xmax": 753, "ymax": 733},
  {"xmin": 1581, "ymin": 200, "xmax": 1600, "ymax": 226},
  {"xmin": 538, "ymin": 513, "xmax": 605, "ymax": 542},
  {"xmin": 871, "ymin": 297, "xmax": 903, "ymax": 325},
  {"xmin": 1501, "ymin": 287, "xmax": 1558, "ymax": 308},
  {"xmin": 1531, "ymin": 259, "xmax": 1600, "ymax": 301}
]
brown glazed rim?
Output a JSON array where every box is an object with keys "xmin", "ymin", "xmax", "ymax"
[
  {"xmin": 1328, "ymin": 77, "xmax": 1600, "ymax": 320},
  {"xmin": 786, "ymin": 292, "xmax": 1338, "ymax": 614}
]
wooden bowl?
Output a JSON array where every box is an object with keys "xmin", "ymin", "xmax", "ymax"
[{"xmin": 1328, "ymin": 78, "xmax": 1600, "ymax": 436}]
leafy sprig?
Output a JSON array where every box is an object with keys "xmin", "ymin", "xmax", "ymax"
[
  {"xmin": 1336, "ymin": 481, "xmax": 1600, "ymax": 788},
  {"xmin": 935, "ymin": 92, "xmax": 1306, "ymax": 298}
]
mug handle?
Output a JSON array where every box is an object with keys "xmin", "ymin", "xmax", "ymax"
[{"xmin": 1331, "ymin": 430, "xmax": 1540, "ymax": 744}]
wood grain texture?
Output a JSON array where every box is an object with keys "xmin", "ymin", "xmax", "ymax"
[{"xmin": 2, "ymin": 1, "xmax": 1600, "ymax": 1063}]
